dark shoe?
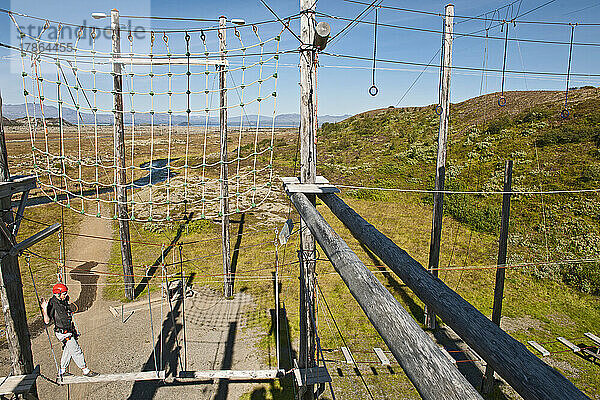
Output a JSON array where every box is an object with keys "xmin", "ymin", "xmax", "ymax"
[
  {"xmin": 58, "ymin": 372, "xmax": 73, "ymax": 379},
  {"xmin": 83, "ymin": 370, "xmax": 99, "ymax": 377}
]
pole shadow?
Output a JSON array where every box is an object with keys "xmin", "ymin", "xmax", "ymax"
[
  {"xmin": 69, "ymin": 261, "xmax": 99, "ymax": 313},
  {"xmin": 230, "ymin": 212, "xmax": 246, "ymax": 288},
  {"xmin": 134, "ymin": 213, "xmax": 193, "ymax": 299},
  {"xmin": 213, "ymin": 320, "xmax": 237, "ymax": 400}
]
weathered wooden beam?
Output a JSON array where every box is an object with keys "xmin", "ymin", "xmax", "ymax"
[
  {"xmin": 0, "ymin": 91, "xmax": 37, "ymax": 398},
  {"xmin": 111, "ymin": 9, "xmax": 134, "ymax": 300},
  {"xmin": 60, "ymin": 370, "xmax": 165, "ymax": 384},
  {"xmin": 289, "ymin": 192, "xmax": 483, "ymax": 400},
  {"xmin": 319, "ymin": 192, "xmax": 590, "ymax": 400},
  {"xmin": 9, "ymin": 223, "xmax": 60, "ymax": 256},
  {"xmin": 340, "ymin": 346, "xmax": 354, "ymax": 364},
  {"xmin": 294, "ymin": 366, "xmax": 331, "ymax": 386},
  {"xmin": 178, "ymin": 369, "xmax": 283, "ymax": 380}
]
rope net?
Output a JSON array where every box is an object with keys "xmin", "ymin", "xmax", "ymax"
[{"xmin": 11, "ymin": 14, "xmax": 284, "ymax": 222}]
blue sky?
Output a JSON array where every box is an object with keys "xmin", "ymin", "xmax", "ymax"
[{"xmin": 1, "ymin": 0, "xmax": 600, "ymax": 116}]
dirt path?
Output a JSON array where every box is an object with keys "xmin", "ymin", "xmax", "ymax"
[{"xmin": 20, "ymin": 211, "xmax": 272, "ymax": 400}]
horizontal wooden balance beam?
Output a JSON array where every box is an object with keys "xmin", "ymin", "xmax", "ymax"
[
  {"xmin": 59, "ymin": 370, "xmax": 165, "ymax": 385},
  {"xmin": 281, "ymin": 176, "xmax": 339, "ymax": 195},
  {"xmin": 0, "ymin": 365, "xmax": 39, "ymax": 395},
  {"xmin": 177, "ymin": 369, "xmax": 284, "ymax": 380}
]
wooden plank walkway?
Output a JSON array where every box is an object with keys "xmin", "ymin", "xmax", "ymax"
[
  {"xmin": 177, "ymin": 369, "xmax": 283, "ymax": 380},
  {"xmin": 373, "ymin": 347, "xmax": 390, "ymax": 366},
  {"xmin": 340, "ymin": 347, "xmax": 354, "ymax": 364},
  {"xmin": 528, "ymin": 341, "xmax": 551, "ymax": 357},
  {"xmin": 557, "ymin": 337, "xmax": 581, "ymax": 352},
  {"xmin": 0, "ymin": 366, "xmax": 39, "ymax": 395},
  {"xmin": 60, "ymin": 370, "xmax": 165, "ymax": 385}
]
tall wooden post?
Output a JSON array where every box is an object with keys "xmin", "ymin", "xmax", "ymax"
[
  {"xmin": 483, "ymin": 160, "xmax": 513, "ymax": 393},
  {"xmin": 112, "ymin": 9, "xmax": 134, "ymax": 300},
  {"xmin": 299, "ymin": 0, "xmax": 317, "ymax": 398},
  {"xmin": 0, "ymin": 91, "xmax": 38, "ymax": 396},
  {"xmin": 219, "ymin": 16, "xmax": 233, "ymax": 298},
  {"xmin": 424, "ymin": 3, "xmax": 453, "ymax": 330}
]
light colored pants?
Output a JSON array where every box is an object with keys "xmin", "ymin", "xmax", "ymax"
[{"xmin": 55, "ymin": 331, "xmax": 87, "ymax": 373}]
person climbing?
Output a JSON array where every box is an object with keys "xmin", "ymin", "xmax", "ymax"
[{"xmin": 41, "ymin": 283, "xmax": 99, "ymax": 379}]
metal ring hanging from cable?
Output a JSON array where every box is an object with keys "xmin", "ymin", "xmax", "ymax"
[
  {"xmin": 369, "ymin": 7, "xmax": 379, "ymax": 96},
  {"xmin": 498, "ymin": 20, "xmax": 509, "ymax": 107},
  {"xmin": 562, "ymin": 23, "xmax": 576, "ymax": 119}
]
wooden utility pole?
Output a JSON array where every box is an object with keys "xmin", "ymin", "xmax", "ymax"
[
  {"xmin": 299, "ymin": 0, "xmax": 318, "ymax": 398},
  {"xmin": 219, "ymin": 16, "xmax": 233, "ymax": 298},
  {"xmin": 289, "ymin": 192, "xmax": 483, "ymax": 400},
  {"xmin": 424, "ymin": 3, "xmax": 453, "ymax": 330},
  {"xmin": 0, "ymin": 91, "xmax": 38, "ymax": 397},
  {"xmin": 111, "ymin": 9, "xmax": 134, "ymax": 300},
  {"xmin": 320, "ymin": 192, "xmax": 590, "ymax": 400},
  {"xmin": 483, "ymin": 160, "xmax": 513, "ymax": 394}
]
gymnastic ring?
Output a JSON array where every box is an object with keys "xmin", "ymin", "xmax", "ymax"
[
  {"xmin": 369, "ymin": 85, "xmax": 378, "ymax": 96},
  {"xmin": 561, "ymin": 109, "xmax": 570, "ymax": 119},
  {"xmin": 435, "ymin": 104, "xmax": 443, "ymax": 115},
  {"xmin": 497, "ymin": 96, "xmax": 507, "ymax": 107}
]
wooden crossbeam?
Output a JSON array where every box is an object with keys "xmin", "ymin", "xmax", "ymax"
[
  {"xmin": 293, "ymin": 366, "xmax": 331, "ymax": 387},
  {"xmin": 584, "ymin": 332, "xmax": 600, "ymax": 347},
  {"xmin": 557, "ymin": 337, "xmax": 581, "ymax": 353},
  {"xmin": 340, "ymin": 347, "xmax": 354, "ymax": 364},
  {"xmin": 0, "ymin": 365, "xmax": 39, "ymax": 395},
  {"xmin": 373, "ymin": 347, "xmax": 390, "ymax": 366},
  {"xmin": 177, "ymin": 369, "xmax": 284, "ymax": 380},
  {"xmin": 281, "ymin": 176, "xmax": 340, "ymax": 195},
  {"xmin": 10, "ymin": 223, "xmax": 61, "ymax": 256},
  {"xmin": 0, "ymin": 176, "xmax": 36, "ymax": 199},
  {"xmin": 59, "ymin": 370, "xmax": 165, "ymax": 384},
  {"xmin": 528, "ymin": 341, "xmax": 551, "ymax": 357}
]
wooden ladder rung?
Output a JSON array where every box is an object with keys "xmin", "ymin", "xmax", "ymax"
[
  {"xmin": 340, "ymin": 347, "xmax": 354, "ymax": 364},
  {"xmin": 557, "ymin": 337, "xmax": 581, "ymax": 353},
  {"xmin": 528, "ymin": 341, "xmax": 551, "ymax": 357},
  {"xmin": 373, "ymin": 348, "xmax": 390, "ymax": 366}
]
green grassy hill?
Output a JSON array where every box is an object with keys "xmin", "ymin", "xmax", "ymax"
[{"xmin": 318, "ymin": 87, "xmax": 600, "ymax": 295}]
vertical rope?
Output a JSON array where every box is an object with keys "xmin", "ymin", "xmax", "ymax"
[
  {"xmin": 55, "ymin": 25, "xmax": 70, "ymax": 210},
  {"xmin": 74, "ymin": 28, "xmax": 84, "ymax": 213},
  {"xmin": 164, "ymin": 32, "xmax": 173, "ymax": 221},
  {"xmin": 91, "ymin": 28, "xmax": 101, "ymax": 217},
  {"xmin": 179, "ymin": 244, "xmax": 187, "ymax": 371},
  {"xmin": 184, "ymin": 32, "xmax": 191, "ymax": 217},
  {"xmin": 128, "ymin": 30, "xmax": 136, "ymax": 220},
  {"xmin": 498, "ymin": 20, "xmax": 509, "ymax": 106},
  {"xmin": 149, "ymin": 31, "xmax": 156, "ymax": 221},
  {"xmin": 235, "ymin": 28, "xmax": 246, "ymax": 213},
  {"xmin": 147, "ymin": 270, "xmax": 159, "ymax": 373},
  {"xmin": 267, "ymin": 34, "xmax": 281, "ymax": 205},
  {"xmin": 200, "ymin": 30, "xmax": 210, "ymax": 218},
  {"xmin": 251, "ymin": 25, "xmax": 264, "ymax": 208},
  {"xmin": 562, "ymin": 24, "xmax": 576, "ymax": 119},
  {"xmin": 369, "ymin": 7, "xmax": 379, "ymax": 96}
]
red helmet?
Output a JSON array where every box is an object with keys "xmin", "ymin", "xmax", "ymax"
[{"xmin": 52, "ymin": 283, "xmax": 68, "ymax": 294}]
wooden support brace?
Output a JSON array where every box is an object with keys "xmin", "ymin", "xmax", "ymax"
[
  {"xmin": 59, "ymin": 370, "xmax": 165, "ymax": 384},
  {"xmin": 12, "ymin": 190, "xmax": 29, "ymax": 237},
  {"xmin": 557, "ymin": 337, "xmax": 581, "ymax": 353},
  {"xmin": 9, "ymin": 223, "xmax": 61, "ymax": 256},
  {"xmin": 0, "ymin": 220, "xmax": 16, "ymax": 246},
  {"xmin": 528, "ymin": 341, "xmax": 551, "ymax": 357},
  {"xmin": 293, "ymin": 366, "xmax": 332, "ymax": 386},
  {"xmin": 0, "ymin": 365, "xmax": 39, "ymax": 395},
  {"xmin": 340, "ymin": 346, "xmax": 354, "ymax": 364},
  {"xmin": 373, "ymin": 348, "xmax": 390, "ymax": 366}
]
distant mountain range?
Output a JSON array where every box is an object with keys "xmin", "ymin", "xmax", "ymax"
[{"xmin": 2, "ymin": 103, "xmax": 350, "ymax": 127}]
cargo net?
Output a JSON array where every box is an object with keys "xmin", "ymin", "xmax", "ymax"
[{"xmin": 11, "ymin": 14, "xmax": 283, "ymax": 222}]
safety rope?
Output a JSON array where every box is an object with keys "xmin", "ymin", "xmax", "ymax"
[
  {"xmin": 498, "ymin": 20, "xmax": 510, "ymax": 106},
  {"xmin": 562, "ymin": 24, "xmax": 576, "ymax": 118},
  {"xmin": 369, "ymin": 7, "xmax": 379, "ymax": 96}
]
